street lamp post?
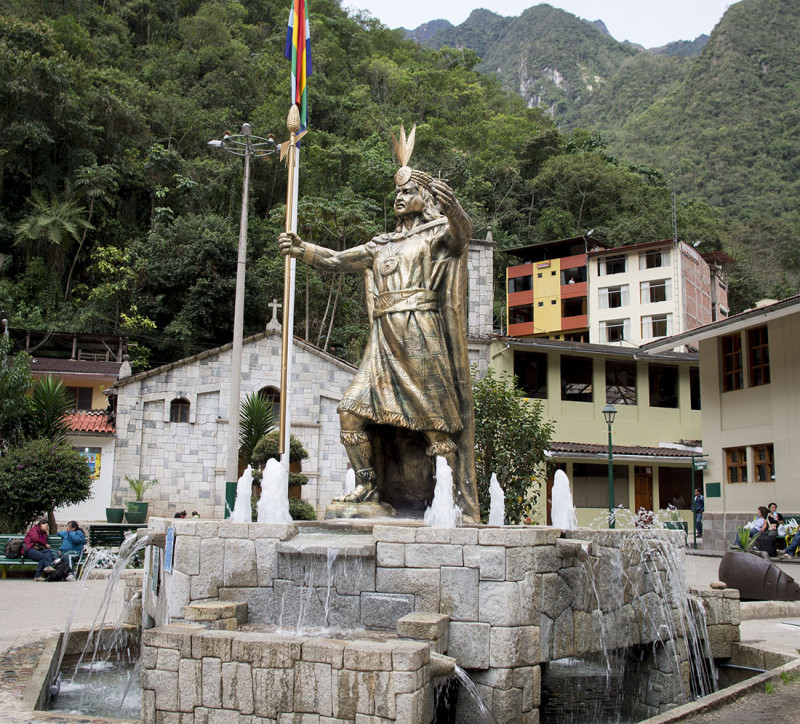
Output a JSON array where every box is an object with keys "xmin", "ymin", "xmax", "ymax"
[
  {"xmin": 602, "ymin": 403, "xmax": 617, "ymax": 529},
  {"xmin": 208, "ymin": 125, "xmax": 276, "ymax": 517}
]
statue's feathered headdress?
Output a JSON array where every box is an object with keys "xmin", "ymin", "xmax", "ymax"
[{"xmin": 392, "ymin": 124, "xmax": 432, "ymax": 189}]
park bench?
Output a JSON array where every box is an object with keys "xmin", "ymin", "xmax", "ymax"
[
  {"xmin": 88, "ymin": 523, "xmax": 148, "ymax": 548},
  {"xmin": 0, "ymin": 534, "xmax": 65, "ymax": 579}
]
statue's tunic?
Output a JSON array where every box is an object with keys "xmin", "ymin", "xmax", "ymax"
[{"xmin": 305, "ymin": 217, "xmax": 463, "ymax": 433}]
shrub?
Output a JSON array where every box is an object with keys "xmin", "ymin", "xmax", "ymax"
[
  {"xmin": 0, "ymin": 439, "xmax": 92, "ymax": 532},
  {"xmin": 289, "ymin": 498, "xmax": 317, "ymax": 521}
]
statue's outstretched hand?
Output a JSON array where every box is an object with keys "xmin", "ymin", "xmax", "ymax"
[
  {"xmin": 429, "ymin": 179, "xmax": 457, "ymax": 215},
  {"xmin": 278, "ymin": 232, "xmax": 304, "ymax": 259}
]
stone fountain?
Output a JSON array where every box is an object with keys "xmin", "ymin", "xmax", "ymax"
[{"xmin": 137, "ymin": 518, "xmax": 739, "ymax": 723}]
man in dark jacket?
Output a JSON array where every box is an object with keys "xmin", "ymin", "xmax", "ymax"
[{"xmin": 693, "ymin": 488, "xmax": 705, "ymax": 537}]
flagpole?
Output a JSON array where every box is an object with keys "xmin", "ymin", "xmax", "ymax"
[{"xmin": 279, "ymin": 105, "xmax": 301, "ymax": 467}]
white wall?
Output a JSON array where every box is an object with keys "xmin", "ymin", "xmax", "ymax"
[{"xmin": 55, "ymin": 434, "xmax": 116, "ymax": 522}]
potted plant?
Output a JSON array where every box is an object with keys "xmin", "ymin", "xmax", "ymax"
[
  {"xmin": 125, "ymin": 476, "xmax": 158, "ymax": 522},
  {"xmin": 105, "ymin": 507, "xmax": 125, "ymax": 523}
]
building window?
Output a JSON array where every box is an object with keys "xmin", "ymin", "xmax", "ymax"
[
  {"xmin": 508, "ymin": 275, "xmax": 532, "ymax": 293},
  {"xmin": 537, "ymin": 273, "xmax": 543, "ymax": 278},
  {"xmin": 551, "ymin": 299, "xmax": 557, "ymax": 305},
  {"xmin": 572, "ymin": 463, "xmax": 629, "ymax": 508},
  {"xmin": 562, "ymin": 297, "xmax": 586, "ymax": 317},
  {"xmin": 640, "ymin": 248, "xmax": 669, "ymax": 269},
  {"xmin": 641, "ymin": 314, "xmax": 671, "ymax": 339},
  {"xmin": 606, "ymin": 360, "xmax": 637, "ymax": 405},
  {"xmin": 690, "ymin": 367, "xmax": 701, "ymax": 410},
  {"xmin": 561, "ymin": 267, "xmax": 587, "ymax": 284},
  {"xmin": 66, "ymin": 387, "xmax": 93, "ymax": 410},
  {"xmin": 748, "ymin": 326, "xmax": 770, "ymax": 387},
  {"xmin": 648, "ymin": 364, "xmax": 678, "ymax": 408},
  {"xmin": 170, "ymin": 398, "xmax": 190, "ymax": 423},
  {"xmin": 514, "ymin": 351, "xmax": 547, "ymax": 399},
  {"xmin": 753, "ymin": 444, "xmax": 774, "ymax": 483},
  {"xmin": 725, "ymin": 447, "xmax": 748, "ymax": 483},
  {"xmin": 601, "ymin": 319, "xmax": 629, "ymax": 344},
  {"xmin": 721, "ymin": 333, "xmax": 743, "ymax": 391},
  {"xmin": 640, "ymin": 279, "xmax": 670, "ymax": 304},
  {"xmin": 509, "ymin": 306, "xmax": 533, "ymax": 324},
  {"xmin": 561, "ymin": 356, "xmax": 593, "ymax": 403},
  {"xmin": 599, "ymin": 285, "xmax": 629, "ymax": 309},
  {"xmin": 599, "ymin": 255, "xmax": 626, "ymax": 276},
  {"xmin": 258, "ymin": 386, "xmax": 281, "ymax": 421}
]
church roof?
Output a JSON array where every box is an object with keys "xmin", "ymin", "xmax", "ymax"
[{"xmin": 110, "ymin": 330, "xmax": 356, "ymax": 389}]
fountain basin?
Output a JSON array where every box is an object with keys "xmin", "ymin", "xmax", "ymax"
[{"xmin": 136, "ymin": 518, "xmax": 735, "ymax": 721}]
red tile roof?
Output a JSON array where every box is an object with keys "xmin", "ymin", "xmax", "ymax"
[
  {"xmin": 551, "ymin": 441, "xmax": 699, "ymax": 459},
  {"xmin": 65, "ymin": 410, "xmax": 115, "ymax": 434}
]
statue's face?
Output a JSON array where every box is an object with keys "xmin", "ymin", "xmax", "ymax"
[{"xmin": 394, "ymin": 182, "xmax": 425, "ymax": 218}]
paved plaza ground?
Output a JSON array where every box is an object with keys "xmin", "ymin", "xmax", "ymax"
[{"xmin": 1, "ymin": 548, "xmax": 800, "ymax": 722}]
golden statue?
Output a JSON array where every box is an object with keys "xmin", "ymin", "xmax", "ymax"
[{"xmin": 279, "ymin": 126, "xmax": 480, "ymax": 522}]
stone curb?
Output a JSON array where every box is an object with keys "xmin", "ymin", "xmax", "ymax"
[
  {"xmin": 642, "ymin": 648, "xmax": 800, "ymax": 724},
  {"xmin": 740, "ymin": 600, "xmax": 800, "ymax": 620}
]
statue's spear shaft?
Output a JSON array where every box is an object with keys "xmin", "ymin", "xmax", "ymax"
[{"xmin": 278, "ymin": 105, "xmax": 304, "ymax": 465}]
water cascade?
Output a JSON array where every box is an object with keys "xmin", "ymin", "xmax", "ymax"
[
  {"xmin": 258, "ymin": 457, "xmax": 292, "ymax": 524},
  {"xmin": 229, "ymin": 464, "xmax": 253, "ymax": 522},
  {"xmin": 424, "ymin": 455, "xmax": 462, "ymax": 527},
  {"xmin": 550, "ymin": 469, "xmax": 577, "ymax": 529},
  {"xmin": 488, "ymin": 473, "xmax": 505, "ymax": 526}
]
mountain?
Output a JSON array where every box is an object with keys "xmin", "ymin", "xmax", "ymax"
[
  {"xmin": 585, "ymin": 0, "xmax": 800, "ymax": 220},
  {"xmin": 420, "ymin": 5, "xmax": 638, "ymax": 124},
  {"xmin": 401, "ymin": 18, "xmax": 451, "ymax": 45}
]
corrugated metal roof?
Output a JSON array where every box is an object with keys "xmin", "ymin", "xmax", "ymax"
[{"xmin": 30, "ymin": 358, "xmax": 122, "ymax": 376}]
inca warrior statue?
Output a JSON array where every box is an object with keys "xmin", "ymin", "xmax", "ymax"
[{"xmin": 279, "ymin": 126, "xmax": 480, "ymax": 522}]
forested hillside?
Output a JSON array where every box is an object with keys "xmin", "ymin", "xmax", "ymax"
[{"xmin": 0, "ymin": 0, "xmax": 781, "ymax": 371}]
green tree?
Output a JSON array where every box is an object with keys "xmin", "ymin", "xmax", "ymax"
[
  {"xmin": 473, "ymin": 367, "xmax": 554, "ymax": 524},
  {"xmin": 0, "ymin": 438, "xmax": 92, "ymax": 533},
  {"xmin": 0, "ymin": 333, "xmax": 33, "ymax": 449}
]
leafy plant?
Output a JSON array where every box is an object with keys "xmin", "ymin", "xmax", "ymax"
[
  {"xmin": 472, "ymin": 367, "xmax": 554, "ymax": 524},
  {"xmin": 29, "ymin": 375, "xmax": 72, "ymax": 443},
  {"xmin": 0, "ymin": 439, "xmax": 92, "ymax": 533},
  {"xmin": 735, "ymin": 525, "xmax": 761, "ymax": 552},
  {"xmin": 289, "ymin": 498, "xmax": 317, "ymax": 521},
  {"xmin": 239, "ymin": 392, "xmax": 274, "ymax": 467},
  {"xmin": 125, "ymin": 476, "xmax": 159, "ymax": 502},
  {"xmin": 0, "ymin": 334, "xmax": 33, "ymax": 449}
]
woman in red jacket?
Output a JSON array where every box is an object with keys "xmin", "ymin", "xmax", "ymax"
[{"xmin": 23, "ymin": 519, "xmax": 55, "ymax": 581}]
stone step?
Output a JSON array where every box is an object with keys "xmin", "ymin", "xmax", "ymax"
[{"xmin": 183, "ymin": 600, "xmax": 247, "ymax": 630}]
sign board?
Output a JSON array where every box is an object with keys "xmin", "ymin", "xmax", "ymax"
[
  {"xmin": 150, "ymin": 548, "xmax": 160, "ymax": 595},
  {"xmin": 692, "ymin": 458, "xmax": 708, "ymax": 471},
  {"xmin": 705, "ymin": 482, "xmax": 721, "ymax": 498},
  {"xmin": 164, "ymin": 527, "xmax": 175, "ymax": 574}
]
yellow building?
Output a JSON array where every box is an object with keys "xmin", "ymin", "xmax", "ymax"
[{"xmin": 492, "ymin": 337, "xmax": 702, "ymax": 527}]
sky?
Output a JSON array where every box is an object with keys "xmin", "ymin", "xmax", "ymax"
[{"xmin": 344, "ymin": 0, "xmax": 738, "ymax": 49}]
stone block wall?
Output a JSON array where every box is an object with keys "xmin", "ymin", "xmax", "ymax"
[
  {"xmin": 141, "ymin": 625, "xmax": 435, "ymax": 724},
  {"xmin": 142, "ymin": 520, "xmax": 707, "ymax": 722}
]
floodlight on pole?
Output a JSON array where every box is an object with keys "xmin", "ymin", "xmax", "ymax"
[{"xmin": 207, "ymin": 124, "xmax": 277, "ymax": 517}]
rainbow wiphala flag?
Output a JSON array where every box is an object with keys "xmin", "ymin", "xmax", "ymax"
[{"xmin": 285, "ymin": 0, "xmax": 312, "ymax": 131}]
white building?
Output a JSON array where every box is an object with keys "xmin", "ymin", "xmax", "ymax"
[{"xmin": 588, "ymin": 240, "xmax": 729, "ymax": 346}]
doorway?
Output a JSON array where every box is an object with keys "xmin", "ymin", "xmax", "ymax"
[{"xmin": 634, "ymin": 466, "xmax": 653, "ymax": 512}]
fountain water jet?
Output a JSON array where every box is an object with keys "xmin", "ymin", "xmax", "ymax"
[
  {"xmin": 258, "ymin": 457, "xmax": 291, "ymax": 524},
  {"xmin": 550, "ymin": 469, "xmax": 577, "ymax": 529},
  {"xmin": 488, "ymin": 473, "xmax": 505, "ymax": 526},
  {"xmin": 424, "ymin": 455, "xmax": 462, "ymax": 527},
  {"xmin": 229, "ymin": 464, "xmax": 253, "ymax": 522}
]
